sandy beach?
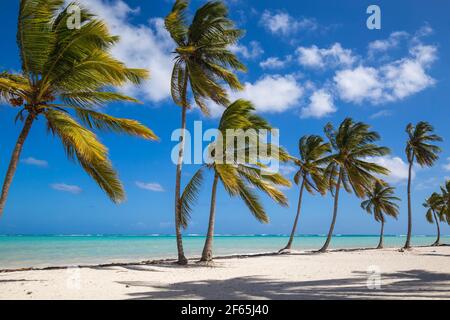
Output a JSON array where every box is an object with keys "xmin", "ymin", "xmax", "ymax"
[{"xmin": 0, "ymin": 246, "xmax": 449, "ymax": 300}]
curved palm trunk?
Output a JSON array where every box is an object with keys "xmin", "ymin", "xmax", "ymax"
[
  {"xmin": 0, "ymin": 114, "xmax": 35, "ymax": 217},
  {"xmin": 174, "ymin": 105, "xmax": 188, "ymax": 265},
  {"xmin": 377, "ymin": 220, "xmax": 385, "ymax": 249},
  {"xmin": 404, "ymin": 160, "xmax": 413, "ymax": 249},
  {"xmin": 280, "ymin": 178, "xmax": 305, "ymax": 251},
  {"xmin": 200, "ymin": 173, "xmax": 219, "ymax": 262},
  {"xmin": 319, "ymin": 168, "xmax": 342, "ymax": 253},
  {"xmin": 432, "ymin": 211, "xmax": 440, "ymax": 246}
]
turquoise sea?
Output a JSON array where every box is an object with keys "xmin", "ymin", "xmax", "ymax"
[{"xmin": 0, "ymin": 235, "xmax": 448, "ymax": 269}]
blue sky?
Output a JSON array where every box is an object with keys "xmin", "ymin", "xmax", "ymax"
[{"xmin": 1, "ymin": 0, "xmax": 450, "ymax": 236}]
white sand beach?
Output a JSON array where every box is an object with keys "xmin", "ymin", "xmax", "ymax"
[{"xmin": 0, "ymin": 246, "xmax": 449, "ymax": 300}]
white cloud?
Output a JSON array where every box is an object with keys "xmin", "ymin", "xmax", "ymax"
[
  {"xmin": 366, "ymin": 156, "xmax": 414, "ymax": 184},
  {"xmin": 77, "ymin": 0, "xmax": 174, "ymax": 102},
  {"xmin": 205, "ymin": 74, "xmax": 303, "ymax": 118},
  {"xmin": 334, "ymin": 66, "xmax": 383, "ymax": 103},
  {"xmin": 21, "ymin": 157, "xmax": 48, "ymax": 168},
  {"xmin": 136, "ymin": 181, "xmax": 165, "ymax": 192},
  {"xmin": 334, "ymin": 41, "xmax": 436, "ymax": 105},
  {"xmin": 301, "ymin": 89, "xmax": 336, "ymax": 118},
  {"xmin": 260, "ymin": 10, "xmax": 318, "ymax": 36},
  {"xmin": 51, "ymin": 183, "xmax": 82, "ymax": 194},
  {"xmin": 230, "ymin": 41, "xmax": 264, "ymax": 59},
  {"xmin": 368, "ymin": 31, "xmax": 409, "ymax": 55},
  {"xmin": 370, "ymin": 110, "xmax": 392, "ymax": 119},
  {"xmin": 279, "ymin": 164, "xmax": 297, "ymax": 176},
  {"xmin": 296, "ymin": 43, "xmax": 356, "ymax": 69},
  {"xmin": 234, "ymin": 74, "xmax": 303, "ymax": 113},
  {"xmin": 443, "ymin": 158, "xmax": 450, "ymax": 171},
  {"xmin": 259, "ymin": 56, "xmax": 292, "ymax": 69}
]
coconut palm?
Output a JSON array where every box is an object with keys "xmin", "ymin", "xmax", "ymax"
[
  {"xmin": 318, "ymin": 118, "xmax": 390, "ymax": 252},
  {"xmin": 180, "ymin": 99, "xmax": 291, "ymax": 262},
  {"xmin": 361, "ymin": 181, "xmax": 400, "ymax": 249},
  {"xmin": 404, "ymin": 122, "xmax": 442, "ymax": 249},
  {"xmin": 423, "ymin": 192, "xmax": 446, "ymax": 246},
  {"xmin": 0, "ymin": 0, "xmax": 156, "ymax": 216},
  {"xmin": 164, "ymin": 0, "xmax": 246, "ymax": 264},
  {"xmin": 279, "ymin": 135, "xmax": 331, "ymax": 252}
]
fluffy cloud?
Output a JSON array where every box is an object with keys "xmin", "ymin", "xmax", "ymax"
[
  {"xmin": 230, "ymin": 41, "xmax": 264, "ymax": 59},
  {"xmin": 21, "ymin": 157, "xmax": 48, "ymax": 168},
  {"xmin": 260, "ymin": 10, "xmax": 318, "ymax": 36},
  {"xmin": 296, "ymin": 43, "xmax": 356, "ymax": 69},
  {"xmin": 301, "ymin": 89, "xmax": 336, "ymax": 118},
  {"xmin": 334, "ymin": 42, "xmax": 436, "ymax": 105},
  {"xmin": 136, "ymin": 181, "xmax": 165, "ymax": 192},
  {"xmin": 443, "ymin": 158, "xmax": 450, "ymax": 171},
  {"xmin": 259, "ymin": 56, "xmax": 292, "ymax": 69},
  {"xmin": 370, "ymin": 110, "xmax": 392, "ymax": 119},
  {"xmin": 206, "ymin": 74, "xmax": 303, "ymax": 117},
  {"xmin": 77, "ymin": 0, "xmax": 174, "ymax": 102},
  {"xmin": 366, "ymin": 156, "xmax": 414, "ymax": 184},
  {"xmin": 368, "ymin": 31, "xmax": 409, "ymax": 55},
  {"xmin": 234, "ymin": 74, "xmax": 303, "ymax": 113},
  {"xmin": 334, "ymin": 66, "xmax": 382, "ymax": 103},
  {"xmin": 51, "ymin": 183, "xmax": 82, "ymax": 194}
]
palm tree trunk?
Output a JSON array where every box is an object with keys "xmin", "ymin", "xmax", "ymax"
[
  {"xmin": 377, "ymin": 220, "xmax": 384, "ymax": 249},
  {"xmin": 174, "ymin": 104, "xmax": 188, "ymax": 265},
  {"xmin": 319, "ymin": 168, "xmax": 342, "ymax": 253},
  {"xmin": 0, "ymin": 113, "xmax": 35, "ymax": 217},
  {"xmin": 432, "ymin": 211, "xmax": 440, "ymax": 246},
  {"xmin": 200, "ymin": 173, "xmax": 219, "ymax": 262},
  {"xmin": 404, "ymin": 160, "xmax": 413, "ymax": 249},
  {"xmin": 281, "ymin": 178, "xmax": 305, "ymax": 251}
]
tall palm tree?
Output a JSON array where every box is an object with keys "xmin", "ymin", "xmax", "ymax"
[
  {"xmin": 0, "ymin": 0, "xmax": 156, "ymax": 217},
  {"xmin": 318, "ymin": 118, "xmax": 390, "ymax": 252},
  {"xmin": 361, "ymin": 181, "xmax": 400, "ymax": 249},
  {"xmin": 423, "ymin": 192, "xmax": 445, "ymax": 246},
  {"xmin": 279, "ymin": 135, "xmax": 331, "ymax": 252},
  {"xmin": 404, "ymin": 122, "xmax": 442, "ymax": 249},
  {"xmin": 165, "ymin": 0, "xmax": 246, "ymax": 264},
  {"xmin": 180, "ymin": 99, "xmax": 291, "ymax": 262}
]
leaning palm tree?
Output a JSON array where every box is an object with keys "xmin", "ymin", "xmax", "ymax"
[
  {"xmin": 165, "ymin": 0, "xmax": 246, "ymax": 264},
  {"xmin": 361, "ymin": 181, "xmax": 400, "ymax": 249},
  {"xmin": 0, "ymin": 0, "xmax": 156, "ymax": 216},
  {"xmin": 180, "ymin": 99, "xmax": 291, "ymax": 262},
  {"xmin": 279, "ymin": 135, "xmax": 331, "ymax": 252},
  {"xmin": 404, "ymin": 122, "xmax": 442, "ymax": 249},
  {"xmin": 318, "ymin": 118, "xmax": 390, "ymax": 252},
  {"xmin": 423, "ymin": 192, "xmax": 445, "ymax": 246}
]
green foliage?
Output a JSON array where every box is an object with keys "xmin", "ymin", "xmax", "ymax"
[
  {"xmin": 406, "ymin": 122, "xmax": 442, "ymax": 166},
  {"xmin": 323, "ymin": 118, "xmax": 390, "ymax": 198},
  {"xmin": 180, "ymin": 99, "xmax": 291, "ymax": 226},
  {"xmin": 361, "ymin": 181, "xmax": 400, "ymax": 223},
  {"xmin": 1, "ymin": 0, "xmax": 156, "ymax": 203},
  {"xmin": 292, "ymin": 135, "xmax": 331, "ymax": 195},
  {"xmin": 165, "ymin": 0, "xmax": 246, "ymax": 113}
]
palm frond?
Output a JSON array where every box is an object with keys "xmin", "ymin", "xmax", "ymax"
[{"xmin": 180, "ymin": 167, "xmax": 204, "ymax": 229}]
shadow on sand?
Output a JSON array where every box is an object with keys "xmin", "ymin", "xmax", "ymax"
[{"xmin": 118, "ymin": 269, "xmax": 450, "ymax": 300}]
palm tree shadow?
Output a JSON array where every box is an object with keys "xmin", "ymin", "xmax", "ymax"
[{"xmin": 119, "ymin": 269, "xmax": 450, "ymax": 300}]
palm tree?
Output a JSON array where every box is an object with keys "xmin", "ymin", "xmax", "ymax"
[
  {"xmin": 361, "ymin": 181, "xmax": 400, "ymax": 249},
  {"xmin": 180, "ymin": 99, "xmax": 291, "ymax": 262},
  {"xmin": 0, "ymin": 0, "xmax": 156, "ymax": 216},
  {"xmin": 164, "ymin": 0, "xmax": 246, "ymax": 264},
  {"xmin": 318, "ymin": 118, "xmax": 390, "ymax": 252},
  {"xmin": 404, "ymin": 122, "xmax": 442, "ymax": 249},
  {"xmin": 423, "ymin": 192, "xmax": 445, "ymax": 246},
  {"xmin": 279, "ymin": 135, "xmax": 331, "ymax": 252}
]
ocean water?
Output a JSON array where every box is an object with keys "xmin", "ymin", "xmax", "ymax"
[{"xmin": 0, "ymin": 235, "xmax": 447, "ymax": 269}]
